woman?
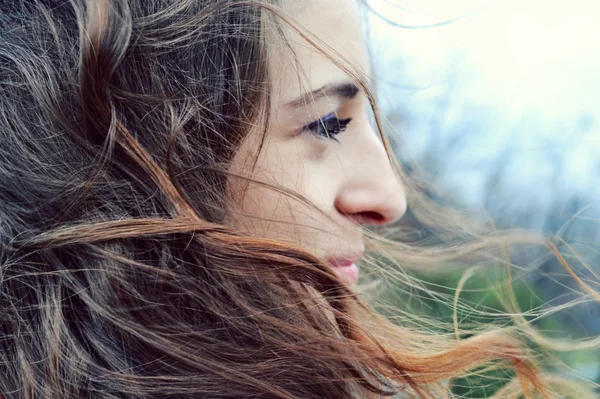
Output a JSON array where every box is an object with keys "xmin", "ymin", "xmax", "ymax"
[{"xmin": 0, "ymin": 0, "xmax": 596, "ymax": 398}]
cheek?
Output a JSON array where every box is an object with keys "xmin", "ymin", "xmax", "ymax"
[
  {"xmin": 226, "ymin": 139, "xmax": 312, "ymax": 233},
  {"xmin": 226, "ymin": 137, "xmax": 356, "ymax": 256}
]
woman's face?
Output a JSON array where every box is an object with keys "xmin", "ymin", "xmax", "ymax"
[{"xmin": 227, "ymin": 0, "xmax": 407, "ymax": 284}]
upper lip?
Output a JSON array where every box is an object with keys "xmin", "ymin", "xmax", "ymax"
[{"xmin": 326, "ymin": 249, "xmax": 364, "ymax": 267}]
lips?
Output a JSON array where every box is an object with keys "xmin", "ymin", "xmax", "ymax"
[{"xmin": 326, "ymin": 253, "xmax": 363, "ymax": 284}]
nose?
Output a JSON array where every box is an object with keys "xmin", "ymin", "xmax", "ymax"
[{"xmin": 334, "ymin": 140, "xmax": 407, "ymax": 226}]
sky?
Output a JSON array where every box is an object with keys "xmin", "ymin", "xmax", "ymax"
[
  {"xmin": 364, "ymin": 3, "xmax": 600, "ymax": 377},
  {"xmin": 366, "ymin": 0, "xmax": 600, "ymax": 222}
]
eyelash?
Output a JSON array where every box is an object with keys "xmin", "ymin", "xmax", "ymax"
[{"xmin": 301, "ymin": 113, "xmax": 352, "ymax": 141}]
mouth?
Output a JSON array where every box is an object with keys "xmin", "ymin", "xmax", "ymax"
[{"xmin": 326, "ymin": 251, "xmax": 363, "ymax": 284}]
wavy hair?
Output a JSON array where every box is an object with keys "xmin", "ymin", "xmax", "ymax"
[{"xmin": 0, "ymin": 1, "xmax": 597, "ymax": 398}]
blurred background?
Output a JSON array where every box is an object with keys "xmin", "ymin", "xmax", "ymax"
[{"xmin": 365, "ymin": 0, "xmax": 600, "ymax": 395}]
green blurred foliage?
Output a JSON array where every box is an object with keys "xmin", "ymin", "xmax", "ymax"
[{"xmin": 374, "ymin": 262, "xmax": 599, "ymax": 397}]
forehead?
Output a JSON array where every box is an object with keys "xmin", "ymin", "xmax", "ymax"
[{"xmin": 271, "ymin": 0, "xmax": 369, "ymax": 104}]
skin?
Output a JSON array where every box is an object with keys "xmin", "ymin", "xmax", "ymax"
[{"xmin": 227, "ymin": 0, "xmax": 407, "ymax": 284}]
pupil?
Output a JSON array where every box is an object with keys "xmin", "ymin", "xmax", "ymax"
[{"xmin": 323, "ymin": 119, "xmax": 336, "ymax": 137}]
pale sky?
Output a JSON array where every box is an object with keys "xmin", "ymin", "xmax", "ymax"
[{"xmin": 368, "ymin": 0, "xmax": 600, "ymax": 215}]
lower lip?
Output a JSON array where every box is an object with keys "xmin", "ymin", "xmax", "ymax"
[{"xmin": 330, "ymin": 263, "xmax": 359, "ymax": 284}]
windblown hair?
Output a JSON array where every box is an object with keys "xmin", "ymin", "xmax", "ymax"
[{"xmin": 0, "ymin": 1, "xmax": 597, "ymax": 398}]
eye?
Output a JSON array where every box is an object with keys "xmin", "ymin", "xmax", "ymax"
[{"xmin": 301, "ymin": 112, "xmax": 352, "ymax": 141}]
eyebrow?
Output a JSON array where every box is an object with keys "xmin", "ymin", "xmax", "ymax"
[{"xmin": 284, "ymin": 82, "xmax": 360, "ymax": 108}]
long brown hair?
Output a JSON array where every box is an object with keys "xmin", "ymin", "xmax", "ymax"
[{"xmin": 0, "ymin": 1, "xmax": 597, "ymax": 398}]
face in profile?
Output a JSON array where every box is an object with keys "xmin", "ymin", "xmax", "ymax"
[{"xmin": 227, "ymin": 0, "xmax": 407, "ymax": 284}]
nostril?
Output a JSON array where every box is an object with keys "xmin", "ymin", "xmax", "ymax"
[{"xmin": 348, "ymin": 211, "xmax": 386, "ymax": 225}]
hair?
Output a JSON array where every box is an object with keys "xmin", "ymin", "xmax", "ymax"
[{"xmin": 0, "ymin": 0, "xmax": 598, "ymax": 398}]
